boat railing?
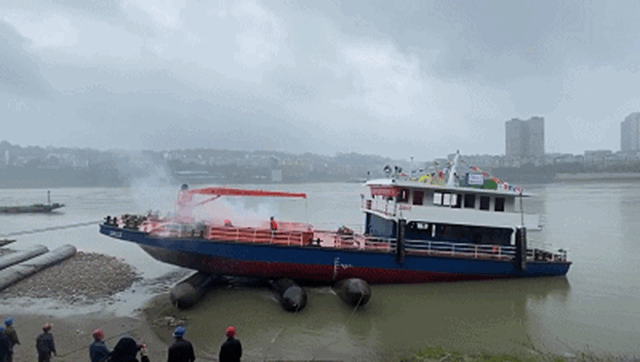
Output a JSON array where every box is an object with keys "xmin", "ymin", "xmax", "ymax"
[
  {"xmin": 361, "ymin": 236, "xmax": 535, "ymax": 261},
  {"xmin": 402, "ymin": 240, "xmax": 516, "ymax": 260},
  {"xmin": 205, "ymin": 226, "xmax": 313, "ymax": 246},
  {"xmin": 361, "ymin": 198, "xmax": 395, "ymax": 217},
  {"xmin": 369, "ymin": 237, "xmax": 569, "ymax": 262}
]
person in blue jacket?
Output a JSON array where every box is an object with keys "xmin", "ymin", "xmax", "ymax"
[
  {"xmin": 89, "ymin": 329, "xmax": 110, "ymax": 362},
  {"xmin": 0, "ymin": 326, "xmax": 12, "ymax": 362}
]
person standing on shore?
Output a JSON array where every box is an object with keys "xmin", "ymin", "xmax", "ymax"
[
  {"xmin": 35, "ymin": 324, "xmax": 56, "ymax": 362},
  {"xmin": 0, "ymin": 326, "xmax": 12, "ymax": 362},
  {"xmin": 2, "ymin": 318, "xmax": 19, "ymax": 362},
  {"xmin": 103, "ymin": 337, "xmax": 149, "ymax": 362},
  {"xmin": 218, "ymin": 326, "xmax": 241, "ymax": 362},
  {"xmin": 89, "ymin": 329, "xmax": 110, "ymax": 362},
  {"xmin": 167, "ymin": 327, "xmax": 195, "ymax": 362}
]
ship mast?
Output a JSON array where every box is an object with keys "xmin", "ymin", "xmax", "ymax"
[{"xmin": 446, "ymin": 150, "xmax": 460, "ymax": 187}]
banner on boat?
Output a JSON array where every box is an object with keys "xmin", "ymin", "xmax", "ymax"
[
  {"xmin": 467, "ymin": 174, "xmax": 484, "ymax": 185},
  {"xmin": 370, "ymin": 186, "xmax": 398, "ymax": 197}
]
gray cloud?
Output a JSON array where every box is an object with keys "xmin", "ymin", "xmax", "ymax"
[
  {"xmin": 1, "ymin": 0, "xmax": 640, "ymax": 158},
  {"xmin": 0, "ymin": 21, "xmax": 53, "ymax": 98}
]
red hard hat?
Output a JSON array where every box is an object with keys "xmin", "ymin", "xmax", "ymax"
[
  {"xmin": 42, "ymin": 323, "xmax": 52, "ymax": 331},
  {"xmin": 225, "ymin": 326, "xmax": 236, "ymax": 337},
  {"xmin": 92, "ymin": 329, "xmax": 105, "ymax": 340}
]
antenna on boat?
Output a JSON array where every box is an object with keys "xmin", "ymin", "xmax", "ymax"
[
  {"xmin": 446, "ymin": 150, "xmax": 460, "ymax": 187},
  {"xmin": 410, "ymin": 156, "xmax": 414, "ymax": 179}
]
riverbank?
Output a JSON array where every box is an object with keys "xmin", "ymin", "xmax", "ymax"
[
  {"xmin": 0, "ymin": 249, "xmax": 192, "ymax": 362},
  {"xmin": 0, "ymin": 312, "xmax": 168, "ymax": 362}
]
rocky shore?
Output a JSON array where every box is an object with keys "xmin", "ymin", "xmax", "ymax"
[
  {"xmin": 0, "ymin": 251, "xmax": 142, "ymax": 304},
  {"xmin": 0, "ymin": 249, "xmax": 187, "ymax": 362}
]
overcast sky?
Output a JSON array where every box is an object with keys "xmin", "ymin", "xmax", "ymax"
[{"xmin": 2, "ymin": 0, "xmax": 640, "ymax": 160}]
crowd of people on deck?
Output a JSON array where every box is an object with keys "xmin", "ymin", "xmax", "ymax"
[{"xmin": 0, "ymin": 317, "xmax": 242, "ymax": 362}]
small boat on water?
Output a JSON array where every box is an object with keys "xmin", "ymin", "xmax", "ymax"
[
  {"xmin": 99, "ymin": 152, "xmax": 570, "ymax": 284},
  {"xmin": 0, "ymin": 191, "xmax": 64, "ymax": 214},
  {"xmin": 0, "ymin": 239, "xmax": 16, "ymax": 247}
]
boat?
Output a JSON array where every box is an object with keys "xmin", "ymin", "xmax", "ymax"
[
  {"xmin": 0, "ymin": 239, "xmax": 16, "ymax": 247},
  {"xmin": 0, "ymin": 191, "xmax": 64, "ymax": 214},
  {"xmin": 98, "ymin": 152, "xmax": 570, "ymax": 284}
]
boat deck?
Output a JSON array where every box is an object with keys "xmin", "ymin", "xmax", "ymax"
[{"xmin": 109, "ymin": 216, "xmax": 568, "ymax": 263}]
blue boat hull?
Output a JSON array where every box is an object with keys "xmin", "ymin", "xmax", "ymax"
[{"xmin": 99, "ymin": 224, "xmax": 571, "ymax": 284}]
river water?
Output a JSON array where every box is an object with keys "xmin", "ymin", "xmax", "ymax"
[{"xmin": 0, "ymin": 182, "xmax": 639, "ymax": 361}]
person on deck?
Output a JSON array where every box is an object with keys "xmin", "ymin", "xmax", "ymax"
[
  {"xmin": 2, "ymin": 317, "xmax": 19, "ymax": 362},
  {"xmin": 35, "ymin": 324, "xmax": 56, "ymax": 362},
  {"xmin": 218, "ymin": 326, "xmax": 241, "ymax": 362},
  {"xmin": 167, "ymin": 326, "xmax": 195, "ymax": 362},
  {"xmin": 270, "ymin": 217, "xmax": 278, "ymax": 231},
  {"xmin": 89, "ymin": 329, "xmax": 110, "ymax": 362}
]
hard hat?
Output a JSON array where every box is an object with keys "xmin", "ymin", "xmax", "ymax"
[
  {"xmin": 173, "ymin": 326, "xmax": 186, "ymax": 338},
  {"xmin": 92, "ymin": 329, "xmax": 105, "ymax": 341},
  {"xmin": 42, "ymin": 323, "xmax": 52, "ymax": 331},
  {"xmin": 4, "ymin": 317, "xmax": 13, "ymax": 326},
  {"xmin": 225, "ymin": 326, "xmax": 236, "ymax": 337}
]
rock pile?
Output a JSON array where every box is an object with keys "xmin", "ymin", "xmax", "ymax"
[
  {"xmin": 0, "ymin": 252, "xmax": 141, "ymax": 303},
  {"xmin": 0, "ymin": 248, "xmax": 14, "ymax": 257}
]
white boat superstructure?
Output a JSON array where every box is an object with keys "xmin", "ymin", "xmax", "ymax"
[{"xmin": 361, "ymin": 151, "xmax": 540, "ymax": 248}]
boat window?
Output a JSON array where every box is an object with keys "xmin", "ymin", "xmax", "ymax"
[
  {"xmin": 479, "ymin": 196, "xmax": 490, "ymax": 211},
  {"xmin": 433, "ymin": 192, "xmax": 443, "ymax": 205},
  {"xmin": 451, "ymin": 194, "xmax": 462, "ymax": 208},
  {"xmin": 464, "ymin": 194, "xmax": 475, "ymax": 209},
  {"xmin": 443, "ymin": 193, "xmax": 451, "ymax": 206},
  {"xmin": 398, "ymin": 189, "xmax": 409, "ymax": 203},
  {"xmin": 409, "ymin": 221, "xmax": 430, "ymax": 230},
  {"xmin": 495, "ymin": 197, "xmax": 505, "ymax": 212},
  {"xmin": 413, "ymin": 190, "xmax": 424, "ymax": 205}
]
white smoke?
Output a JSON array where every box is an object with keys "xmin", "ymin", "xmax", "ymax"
[{"xmin": 190, "ymin": 196, "xmax": 277, "ymax": 227}]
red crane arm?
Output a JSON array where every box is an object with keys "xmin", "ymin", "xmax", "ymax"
[{"xmin": 186, "ymin": 187, "xmax": 307, "ymax": 199}]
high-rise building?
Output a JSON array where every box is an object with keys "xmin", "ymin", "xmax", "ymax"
[
  {"xmin": 505, "ymin": 117, "xmax": 545, "ymax": 157},
  {"xmin": 621, "ymin": 113, "xmax": 640, "ymax": 152}
]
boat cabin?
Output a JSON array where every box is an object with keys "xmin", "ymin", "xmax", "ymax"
[{"xmin": 362, "ymin": 177, "xmax": 539, "ymax": 247}]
